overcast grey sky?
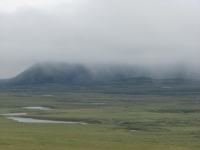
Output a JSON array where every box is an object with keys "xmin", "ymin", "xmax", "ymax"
[{"xmin": 0, "ymin": 0, "xmax": 200, "ymax": 79}]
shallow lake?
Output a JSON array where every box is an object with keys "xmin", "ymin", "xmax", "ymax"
[
  {"xmin": 1, "ymin": 113, "xmax": 27, "ymax": 116},
  {"xmin": 130, "ymin": 130, "xmax": 137, "ymax": 132},
  {"xmin": 41, "ymin": 95, "xmax": 54, "ymax": 97},
  {"xmin": 6, "ymin": 117, "xmax": 87, "ymax": 124},
  {"xmin": 161, "ymin": 86, "xmax": 172, "ymax": 88},
  {"xmin": 22, "ymin": 107, "xmax": 55, "ymax": 110},
  {"xmin": 90, "ymin": 103, "xmax": 105, "ymax": 105}
]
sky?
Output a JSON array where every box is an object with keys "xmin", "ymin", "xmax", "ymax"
[{"xmin": 0, "ymin": 0, "xmax": 200, "ymax": 79}]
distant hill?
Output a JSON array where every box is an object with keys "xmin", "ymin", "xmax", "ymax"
[
  {"xmin": 0, "ymin": 62, "xmax": 198, "ymax": 86},
  {"xmin": 0, "ymin": 63, "xmax": 144, "ymax": 86}
]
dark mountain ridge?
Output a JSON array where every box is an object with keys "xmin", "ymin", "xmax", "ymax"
[
  {"xmin": 0, "ymin": 62, "xmax": 198, "ymax": 86},
  {"xmin": 0, "ymin": 63, "xmax": 142, "ymax": 86}
]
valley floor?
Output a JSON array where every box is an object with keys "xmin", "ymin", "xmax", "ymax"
[{"xmin": 0, "ymin": 83, "xmax": 200, "ymax": 150}]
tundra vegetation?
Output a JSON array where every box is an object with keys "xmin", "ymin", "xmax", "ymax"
[{"xmin": 0, "ymin": 79, "xmax": 200, "ymax": 150}]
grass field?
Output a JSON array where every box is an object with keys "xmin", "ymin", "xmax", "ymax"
[{"xmin": 0, "ymin": 81, "xmax": 200, "ymax": 149}]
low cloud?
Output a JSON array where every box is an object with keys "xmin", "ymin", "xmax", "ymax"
[{"xmin": 0, "ymin": 0, "xmax": 200, "ymax": 78}]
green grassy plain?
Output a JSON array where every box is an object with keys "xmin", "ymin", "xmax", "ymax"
[{"xmin": 0, "ymin": 81, "xmax": 200, "ymax": 150}]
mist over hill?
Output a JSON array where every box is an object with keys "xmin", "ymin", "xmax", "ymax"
[
  {"xmin": 0, "ymin": 63, "xmax": 140, "ymax": 85},
  {"xmin": 0, "ymin": 62, "xmax": 199, "ymax": 86}
]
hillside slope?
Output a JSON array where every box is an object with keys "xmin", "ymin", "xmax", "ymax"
[
  {"xmin": 1, "ymin": 62, "xmax": 199, "ymax": 86},
  {"xmin": 0, "ymin": 63, "xmax": 141, "ymax": 85}
]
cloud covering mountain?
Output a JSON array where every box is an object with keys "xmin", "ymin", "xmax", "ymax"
[
  {"xmin": 0, "ymin": 0, "xmax": 200, "ymax": 79},
  {"xmin": 0, "ymin": 62, "xmax": 199, "ymax": 86}
]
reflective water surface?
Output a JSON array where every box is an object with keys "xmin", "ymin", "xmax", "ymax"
[
  {"xmin": 1, "ymin": 113, "xmax": 27, "ymax": 116},
  {"xmin": 22, "ymin": 107, "xmax": 55, "ymax": 110},
  {"xmin": 90, "ymin": 103, "xmax": 105, "ymax": 105},
  {"xmin": 6, "ymin": 117, "xmax": 87, "ymax": 124}
]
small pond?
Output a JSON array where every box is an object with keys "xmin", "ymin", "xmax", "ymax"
[
  {"xmin": 6, "ymin": 117, "xmax": 87, "ymax": 124},
  {"xmin": 41, "ymin": 95, "xmax": 54, "ymax": 97},
  {"xmin": 130, "ymin": 130, "xmax": 137, "ymax": 132},
  {"xmin": 89, "ymin": 103, "xmax": 105, "ymax": 105},
  {"xmin": 22, "ymin": 107, "xmax": 55, "ymax": 110},
  {"xmin": 1, "ymin": 113, "xmax": 27, "ymax": 116},
  {"xmin": 161, "ymin": 87, "xmax": 173, "ymax": 89}
]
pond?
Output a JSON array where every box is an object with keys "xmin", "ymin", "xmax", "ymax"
[
  {"xmin": 6, "ymin": 117, "xmax": 87, "ymax": 124},
  {"xmin": 22, "ymin": 107, "xmax": 55, "ymax": 110},
  {"xmin": 130, "ymin": 130, "xmax": 137, "ymax": 132},
  {"xmin": 1, "ymin": 113, "xmax": 27, "ymax": 116},
  {"xmin": 2, "ymin": 106, "xmax": 86, "ymax": 124},
  {"xmin": 161, "ymin": 86, "xmax": 172, "ymax": 88},
  {"xmin": 41, "ymin": 95, "xmax": 54, "ymax": 97},
  {"xmin": 89, "ymin": 103, "xmax": 105, "ymax": 105}
]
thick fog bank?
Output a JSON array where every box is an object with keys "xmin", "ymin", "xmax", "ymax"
[
  {"xmin": 1, "ymin": 1, "xmax": 199, "ymax": 79},
  {"xmin": 14, "ymin": 62, "xmax": 200, "ymax": 80}
]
